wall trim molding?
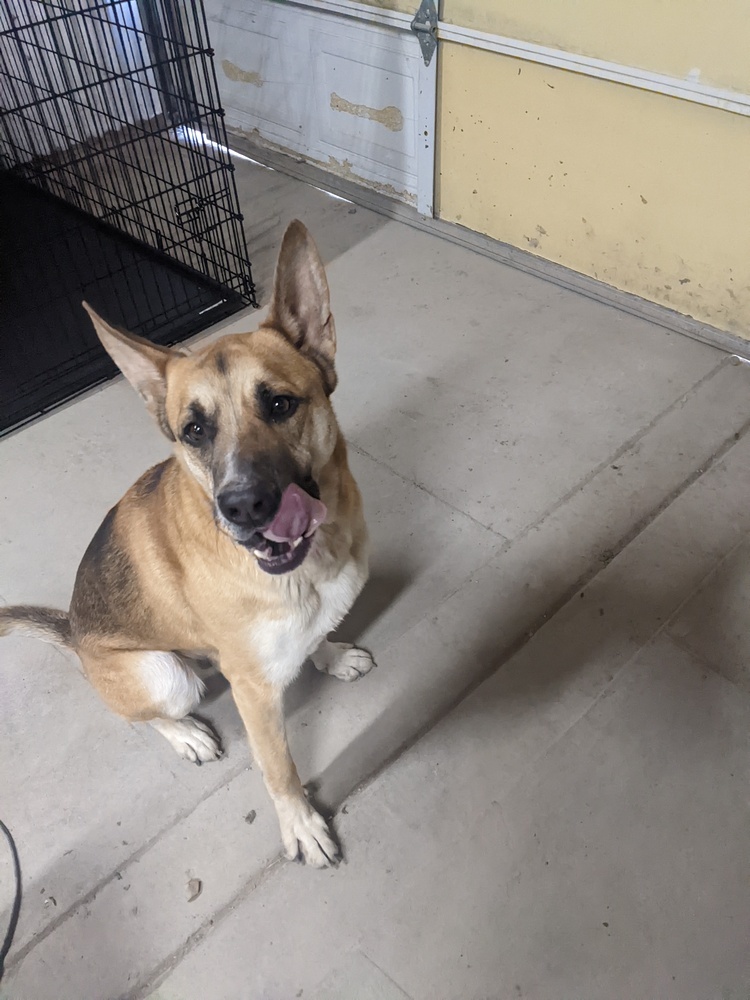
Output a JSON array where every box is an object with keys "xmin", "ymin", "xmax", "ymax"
[{"xmin": 439, "ymin": 21, "xmax": 750, "ymax": 117}]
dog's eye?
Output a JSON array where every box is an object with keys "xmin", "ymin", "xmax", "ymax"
[
  {"xmin": 269, "ymin": 396, "xmax": 298, "ymax": 421},
  {"xmin": 183, "ymin": 422, "xmax": 206, "ymax": 445}
]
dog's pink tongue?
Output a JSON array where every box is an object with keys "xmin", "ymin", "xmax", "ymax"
[{"xmin": 262, "ymin": 484, "xmax": 327, "ymax": 543}]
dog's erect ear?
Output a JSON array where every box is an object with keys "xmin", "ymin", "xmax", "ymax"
[
  {"xmin": 267, "ymin": 220, "xmax": 337, "ymax": 394},
  {"xmin": 82, "ymin": 302, "xmax": 177, "ymax": 440}
]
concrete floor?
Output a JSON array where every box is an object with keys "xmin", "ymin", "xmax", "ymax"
[{"xmin": 2, "ymin": 159, "xmax": 750, "ymax": 1000}]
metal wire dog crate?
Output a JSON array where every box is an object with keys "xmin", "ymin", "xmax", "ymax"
[{"xmin": 0, "ymin": 0, "xmax": 256, "ymax": 434}]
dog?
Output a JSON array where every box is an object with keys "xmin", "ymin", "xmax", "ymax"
[{"xmin": 0, "ymin": 220, "xmax": 373, "ymax": 867}]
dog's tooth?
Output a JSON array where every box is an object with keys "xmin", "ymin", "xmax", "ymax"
[
  {"xmin": 252, "ymin": 548, "xmax": 264, "ymax": 558},
  {"xmin": 291, "ymin": 537, "xmax": 302, "ymax": 549}
]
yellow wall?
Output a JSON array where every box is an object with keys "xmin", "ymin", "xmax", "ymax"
[
  {"xmin": 438, "ymin": 44, "xmax": 750, "ymax": 336},
  {"xmin": 442, "ymin": 0, "xmax": 750, "ymax": 93}
]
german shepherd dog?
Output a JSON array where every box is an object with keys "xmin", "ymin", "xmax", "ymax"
[{"xmin": 0, "ymin": 221, "xmax": 373, "ymax": 867}]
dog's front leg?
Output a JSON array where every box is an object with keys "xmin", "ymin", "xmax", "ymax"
[{"xmin": 223, "ymin": 663, "xmax": 339, "ymax": 868}]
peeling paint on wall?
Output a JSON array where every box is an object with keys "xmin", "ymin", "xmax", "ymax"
[
  {"xmin": 330, "ymin": 93, "xmax": 404, "ymax": 132},
  {"xmin": 325, "ymin": 154, "xmax": 414, "ymax": 201},
  {"xmin": 224, "ymin": 123, "xmax": 415, "ymax": 204},
  {"xmin": 221, "ymin": 60, "xmax": 263, "ymax": 87}
]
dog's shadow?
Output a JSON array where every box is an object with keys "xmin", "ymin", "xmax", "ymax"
[{"xmin": 286, "ymin": 570, "xmax": 411, "ymax": 716}]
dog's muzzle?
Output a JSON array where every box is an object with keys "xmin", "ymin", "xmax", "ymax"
[{"xmin": 217, "ymin": 482, "xmax": 327, "ymax": 574}]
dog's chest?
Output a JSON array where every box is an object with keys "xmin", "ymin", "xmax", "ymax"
[{"xmin": 248, "ymin": 558, "xmax": 365, "ymax": 687}]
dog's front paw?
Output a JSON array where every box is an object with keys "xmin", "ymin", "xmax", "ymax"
[
  {"xmin": 313, "ymin": 641, "xmax": 375, "ymax": 682},
  {"xmin": 276, "ymin": 796, "xmax": 340, "ymax": 868},
  {"xmin": 151, "ymin": 716, "xmax": 223, "ymax": 764}
]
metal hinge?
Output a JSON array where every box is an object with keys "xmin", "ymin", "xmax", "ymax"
[{"xmin": 410, "ymin": 0, "xmax": 437, "ymax": 66}]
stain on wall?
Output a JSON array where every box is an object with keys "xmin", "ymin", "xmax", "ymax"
[
  {"xmin": 221, "ymin": 59, "xmax": 263, "ymax": 87},
  {"xmin": 330, "ymin": 93, "xmax": 404, "ymax": 132},
  {"xmin": 438, "ymin": 43, "xmax": 750, "ymax": 336}
]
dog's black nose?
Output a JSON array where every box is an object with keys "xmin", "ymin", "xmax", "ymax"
[{"xmin": 217, "ymin": 483, "xmax": 280, "ymax": 529}]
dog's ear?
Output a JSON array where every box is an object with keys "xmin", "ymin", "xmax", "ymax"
[
  {"xmin": 82, "ymin": 302, "xmax": 178, "ymax": 440},
  {"xmin": 267, "ymin": 220, "xmax": 337, "ymax": 394}
]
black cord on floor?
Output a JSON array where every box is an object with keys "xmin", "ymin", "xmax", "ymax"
[{"xmin": 0, "ymin": 819, "xmax": 21, "ymax": 984}]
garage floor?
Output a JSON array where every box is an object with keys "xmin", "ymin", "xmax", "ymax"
[{"xmin": 2, "ymin": 158, "xmax": 750, "ymax": 1000}]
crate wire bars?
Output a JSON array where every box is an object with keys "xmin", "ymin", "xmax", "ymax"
[{"xmin": 0, "ymin": 0, "xmax": 256, "ymax": 433}]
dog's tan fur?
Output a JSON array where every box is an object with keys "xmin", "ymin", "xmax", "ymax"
[{"xmin": 0, "ymin": 221, "xmax": 371, "ymax": 866}]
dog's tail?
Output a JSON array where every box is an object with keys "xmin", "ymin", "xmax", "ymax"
[{"xmin": 0, "ymin": 606, "xmax": 72, "ymax": 647}]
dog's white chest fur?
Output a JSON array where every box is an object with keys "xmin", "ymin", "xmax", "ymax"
[{"xmin": 249, "ymin": 557, "xmax": 366, "ymax": 688}]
